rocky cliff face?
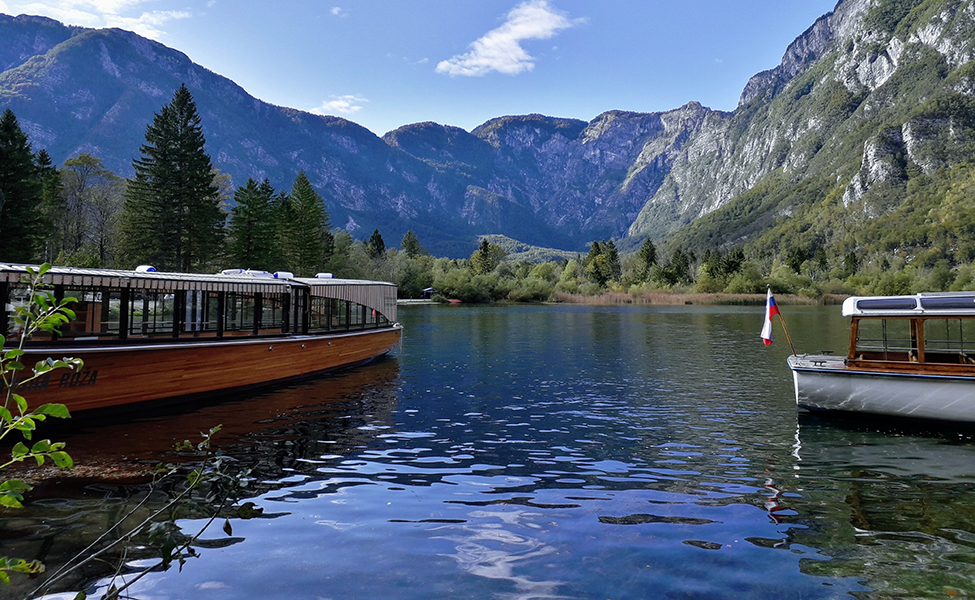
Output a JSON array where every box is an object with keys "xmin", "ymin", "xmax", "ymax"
[
  {"xmin": 625, "ymin": 0, "xmax": 975, "ymax": 242},
  {"xmin": 2, "ymin": 0, "xmax": 974, "ymax": 257}
]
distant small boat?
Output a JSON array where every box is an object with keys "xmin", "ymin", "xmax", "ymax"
[
  {"xmin": 789, "ymin": 293, "xmax": 975, "ymax": 423},
  {"xmin": 2, "ymin": 264, "xmax": 402, "ymax": 414}
]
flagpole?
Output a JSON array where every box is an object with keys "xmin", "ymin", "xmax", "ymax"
[{"xmin": 777, "ymin": 311, "xmax": 797, "ymax": 356}]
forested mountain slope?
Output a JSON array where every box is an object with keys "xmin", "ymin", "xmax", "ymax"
[{"xmin": 1, "ymin": 0, "xmax": 974, "ymax": 261}]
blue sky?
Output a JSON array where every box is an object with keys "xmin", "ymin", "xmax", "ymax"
[{"xmin": 0, "ymin": 1, "xmax": 838, "ymax": 136}]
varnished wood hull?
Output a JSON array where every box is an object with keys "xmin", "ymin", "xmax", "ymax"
[
  {"xmin": 788, "ymin": 354, "xmax": 975, "ymax": 422},
  {"xmin": 17, "ymin": 326, "xmax": 402, "ymax": 413}
]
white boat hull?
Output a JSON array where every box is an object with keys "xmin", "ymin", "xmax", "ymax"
[{"xmin": 788, "ymin": 355, "xmax": 975, "ymax": 423}]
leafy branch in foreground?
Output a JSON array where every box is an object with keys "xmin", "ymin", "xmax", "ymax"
[
  {"xmin": 31, "ymin": 425, "xmax": 261, "ymax": 600},
  {"xmin": 0, "ymin": 263, "xmax": 81, "ymax": 584}
]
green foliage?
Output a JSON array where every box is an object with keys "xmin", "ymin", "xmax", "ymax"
[
  {"xmin": 0, "ymin": 109, "xmax": 48, "ymax": 262},
  {"xmin": 583, "ymin": 240, "xmax": 622, "ymax": 287},
  {"xmin": 1, "ymin": 264, "xmax": 79, "ymax": 584},
  {"xmin": 469, "ymin": 239, "xmax": 506, "ymax": 275},
  {"xmin": 863, "ymin": 0, "xmax": 926, "ymax": 33},
  {"xmin": 367, "ymin": 229, "xmax": 386, "ymax": 260},
  {"xmin": 120, "ymin": 85, "xmax": 224, "ymax": 272},
  {"xmin": 401, "ymin": 230, "xmax": 426, "ymax": 259},
  {"xmin": 278, "ymin": 172, "xmax": 334, "ymax": 276},
  {"xmin": 227, "ymin": 178, "xmax": 280, "ymax": 271},
  {"xmin": 635, "ymin": 238, "xmax": 658, "ymax": 282}
]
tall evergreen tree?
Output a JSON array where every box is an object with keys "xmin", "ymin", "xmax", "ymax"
[
  {"xmin": 367, "ymin": 229, "xmax": 386, "ymax": 260},
  {"xmin": 279, "ymin": 172, "xmax": 333, "ymax": 276},
  {"xmin": 636, "ymin": 238, "xmax": 658, "ymax": 281},
  {"xmin": 401, "ymin": 230, "xmax": 425, "ymax": 258},
  {"xmin": 120, "ymin": 84, "xmax": 222, "ymax": 271},
  {"xmin": 228, "ymin": 178, "xmax": 278, "ymax": 270},
  {"xmin": 0, "ymin": 109, "xmax": 46, "ymax": 262}
]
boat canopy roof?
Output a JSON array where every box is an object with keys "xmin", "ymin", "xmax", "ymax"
[
  {"xmin": 842, "ymin": 293, "xmax": 975, "ymax": 317},
  {"xmin": 0, "ymin": 263, "xmax": 306, "ymax": 293}
]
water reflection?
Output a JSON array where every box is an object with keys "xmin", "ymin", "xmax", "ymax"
[
  {"xmin": 789, "ymin": 415, "xmax": 975, "ymax": 598},
  {"xmin": 6, "ymin": 304, "xmax": 975, "ymax": 599}
]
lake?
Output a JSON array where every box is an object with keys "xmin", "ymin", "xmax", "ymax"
[{"xmin": 6, "ymin": 303, "xmax": 975, "ymax": 599}]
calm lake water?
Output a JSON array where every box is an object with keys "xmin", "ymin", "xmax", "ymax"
[{"xmin": 6, "ymin": 303, "xmax": 975, "ymax": 599}]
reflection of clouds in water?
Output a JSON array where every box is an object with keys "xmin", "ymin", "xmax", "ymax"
[{"xmin": 435, "ymin": 510, "xmax": 567, "ymax": 600}]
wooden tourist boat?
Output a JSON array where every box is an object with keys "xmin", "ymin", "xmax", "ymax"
[
  {"xmin": 1, "ymin": 264, "xmax": 402, "ymax": 413},
  {"xmin": 788, "ymin": 293, "xmax": 975, "ymax": 423}
]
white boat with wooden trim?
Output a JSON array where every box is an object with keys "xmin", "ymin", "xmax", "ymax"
[
  {"xmin": 2, "ymin": 264, "xmax": 402, "ymax": 413},
  {"xmin": 788, "ymin": 293, "xmax": 975, "ymax": 422}
]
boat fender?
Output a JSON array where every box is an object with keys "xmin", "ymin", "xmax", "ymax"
[
  {"xmin": 274, "ymin": 271, "xmax": 295, "ymax": 279},
  {"xmin": 135, "ymin": 265, "xmax": 157, "ymax": 273},
  {"xmin": 315, "ymin": 272, "xmax": 334, "ymax": 279}
]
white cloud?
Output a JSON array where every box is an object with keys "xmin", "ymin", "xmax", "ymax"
[
  {"xmin": 330, "ymin": 6, "xmax": 345, "ymax": 17},
  {"xmin": 436, "ymin": 0, "xmax": 583, "ymax": 77},
  {"xmin": 106, "ymin": 10, "xmax": 191, "ymax": 38},
  {"xmin": 310, "ymin": 95, "xmax": 368, "ymax": 116},
  {"xmin": 5, "ymin": 1, "xmax": 191, "ymax": 38}
]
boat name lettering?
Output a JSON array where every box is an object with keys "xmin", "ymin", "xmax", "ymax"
[
  {"xmin": 59, "ymin": 369, "xmax": 98, "ymax": 389},
  {"xmin": 19, "ymin": 374, "xmax": 51, "ymax": 392}
]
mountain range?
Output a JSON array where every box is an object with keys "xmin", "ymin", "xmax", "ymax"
[{"xmin": 1, "ymin": 0, "xmax": 974, "ymax": 258}]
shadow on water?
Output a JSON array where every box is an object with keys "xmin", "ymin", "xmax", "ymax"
[{"xmin": 0, "ymin": 357, "xmax": 402, "ymax": 599}]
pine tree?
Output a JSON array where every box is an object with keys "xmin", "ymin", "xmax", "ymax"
[
  {"xmin": 401, "ymin": 230, "xmax": 425, "ymax": 258},
  {"xmin": 637, "ymin": 238, "xmax": 658, "ymax": 281},
  {"xmin": 120, "ymin": 84, "xmax": 222, "ymax": 271},
  {"xmin": 227, "ymin": 178, "xmax": 278, "ymax": 271},
  {"xmin": 469, "ymin": 238, "xmax": 504, "ymax": 274},
  {"xmin": 367, "ymin": 229, "xmax": 386, "ymax": 260},
  {"xmin": 279, "ymin": 172, "xmax": 333, "ymax": 276},
  {"xmin": 0, "ymin": 109, "xmax": 46, "ymax": 262}
]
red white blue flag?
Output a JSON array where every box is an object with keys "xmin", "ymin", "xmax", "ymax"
[{"xmin": 761, "ymin": 288, "xmax": 779, "ymax": 346}]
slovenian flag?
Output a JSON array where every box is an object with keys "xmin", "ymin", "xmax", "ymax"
[{"xmin": 761, "ymin": 288, "xmax": 779, "ymax": 346}]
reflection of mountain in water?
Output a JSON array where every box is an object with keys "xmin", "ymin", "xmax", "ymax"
[
  {"xmin": 0, "ymin": 358, "xmax": 401, "ymax": 600},
  {"xmin": 776, "ymin": 416, "xmax": 975, "ymax": 598}
]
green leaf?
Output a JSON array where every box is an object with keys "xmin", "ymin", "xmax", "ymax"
[
  {"xmin": 30, "ymin": 440, "xmax": 51, "ymax": 454},
  {"xmin": 35, "ymin": 404, "xmax": 71, "ymax": 419},
  {"xmin": 2, "ymin": 349, "xmax": 23, "ymax": 360},
  {"xmin": 50, "ymin": 451, "xmax": 73, "ymax": 469},
  {"xmin": 12, "ymin": 395, "xmax": 26, "ymax": 414},
  {"xmin": 223, "ymin": 519, "xmax": 233, "ymax": 536},
  {"xmin": 11, "ymin": 443, "xmax": 28, "ymax": 458},
  {"xmin": 0, "ymin": 480, "xmax": 32, "ymax": 494},
  {"xmin": 0, "ymin": 495, "xmax": 24, "ymax": 509},
  {"xmin": 0, "ymin": 407, "xmax": 11, "ymax": 424}
]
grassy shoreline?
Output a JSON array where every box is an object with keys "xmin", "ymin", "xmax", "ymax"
[{"xmin": 551, "ymin": 291, "xmax": 846, "ymax": 306}]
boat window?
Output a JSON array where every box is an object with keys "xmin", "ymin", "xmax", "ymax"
[
  {"xmin": 309, "ymin": 296, "xmax": 332, "ymax": 331},
  {"xmin": 224, "ymin": 293, "xmax": 255, "ymax": 333},
  {"xmin": 130, "ymin": 292, "xmax": 176, "ymax": 337},
  {"xmin": 4, "ymin": 284, "xmax": 32, "ymax": 341},
  {"xmin": 349, "ymin": 303, "xmax": 365, "ymax": 328},
  {"xmin": 333, "ymin": 300, "xmax": 349, "ymax": 329},
  {"xmin": 180, "ymin": 291, "xmax": 220, "ymax": 336},
  {"xmin": 261, "ymin": 293, "xmax": 286, "ymax": 331},
  {"xmin": 60, "ymin": 287, "xmax": 123, "ymax": 339},
  {"xmin": 922, "ymin": 318, "xmax": 975, "ymax": 364},
  {"xmin": 854, "ymin": 318, "xmax": 915, "ymax": 361}
]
